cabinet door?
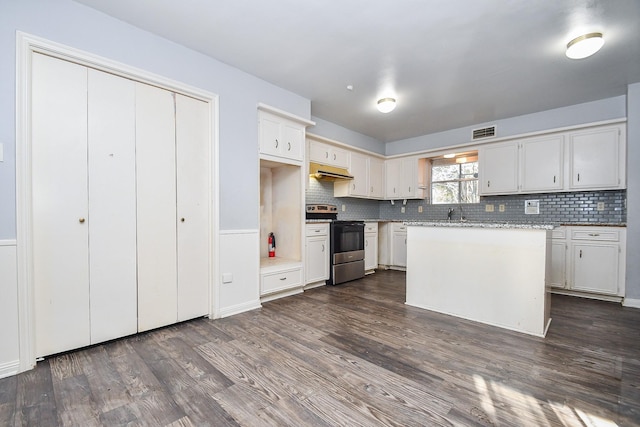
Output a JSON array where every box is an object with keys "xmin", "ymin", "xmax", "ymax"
[
  {"xmin": 176, "ymin": 94, "xmax": 210, "ymax": 321},
  {"xmin": 365, "ymin": 233, "xmax": 378, "ymax": 271},
  {"xmin": 369, "ymin": 157, "xmax": 385, "ymax": 198},
  {"xmin": 309, "ymin": 140, "xmax": 330, "ymax": 164},
  {"xmin": 136, "ymin": 82, "xmax": 178, "ymax": 332},
  {"xmin": 259, "ymin": 113, "xmax": 281, "ymax": 157},
  {"xmin": 349, "ymin": 152, "xmax": 368, "ymax": 197},
  {"xmin": 392, "ymin": 232, "xmax": 407, "ymax": 267},
  {"xmin": 306, "ymin": 235, "xmax": 329, "ymax": 284},
  {"xmin": 282, "ymin": 122, "xmax": 304, "ymax": 161},
  {"xmin": 87, "ymin": 69, "xmax": 138, "ymax": 344},
  {"xmin": 479, "ymin": 142, "xmax": 519, "ymax": 194},
  {"xmin": 520, "ymin": 135, "xmax": 563, "ymax": 192},
  {"xmin": 332, "ymin": 146, "xmax": 350, "ymax": 168},
  {"xmin": 550, "ymin": 240, "xmax": 566, "ymax": 289},
  {"xmin": 572, "ymin": 243, "xmax": 619, "ymax": 295},
  {"xmin": 400, "ymin": 158, "xmax": 417, "ymax": 198},
  {"xmin": 569, "ymin": 127, "xmax": 620, "ymax": 189},
  {"xmin": 32, "ymin": 53, "xmax": 91, "ymax": 357},
  {"xmin": 385, "ymin": 159, "xmax": 401, "ymax": 198}
]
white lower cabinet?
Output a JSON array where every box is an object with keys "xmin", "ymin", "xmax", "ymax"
[
  {"xmin": 261, "ymin": 266, "xmax": 303, "ymax": 296},
  {"xmin": 551, "ymin": 226, "xmax": 626, "ymax": 298},
  {"xmin": 392, "ymin": 226, "xmax": 408, "ymax": 268},
  {"xmin": 364, "ymin": 222, "xmax": 378, "ymax": 273},
  {"xmin": 305, "ymin": 223, "xmax": 330, "ymax": 286},
  {"xmin": 378, "ymin": 223, "xmax": 407, "ymax": 270},
  {"xmin": 549, "ymin": 228, "xmax": 567, "ymax": 289}
]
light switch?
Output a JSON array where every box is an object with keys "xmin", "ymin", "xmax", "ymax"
[
  {"xmin": 485, "ymin": 204, "xmax": 494, "ymax": 212},
  {"xmin": 597, "ymin": 202, "xmax": 605, "ymax": 211},
  {"xmin": 418, "ymin": 206, "xmax": 423, "ymax": 213}
]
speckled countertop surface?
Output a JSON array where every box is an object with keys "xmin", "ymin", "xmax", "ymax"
[{"xmin": 404, "ymin": 221, "xmax": 556, "ymax": 230}]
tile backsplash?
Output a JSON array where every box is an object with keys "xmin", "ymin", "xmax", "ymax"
[{"xmin": 306, "ymin": 177, "xmax": 626, "ymax": 224}]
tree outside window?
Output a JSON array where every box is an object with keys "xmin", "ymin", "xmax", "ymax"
[{"xmin": 431, "ymin": 158, "xmax": 479, "ymax": 204}]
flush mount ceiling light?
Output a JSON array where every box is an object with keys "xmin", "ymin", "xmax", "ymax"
[
  {"xmin": 566, "ymin": 32, "xmax": 604, "ymax": 59},
  {"xmin": 377, "ymin": 97, "xmax": 396, "ymax": 113}
]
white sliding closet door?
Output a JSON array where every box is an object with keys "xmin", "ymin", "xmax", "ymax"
[
  {"xmin": 176, "ymin": 94, "xmax": 210, "ymax": 320},
  {"xmin": 136, "ymin": 82, "xmax": 178, "ymax": 332},
  {"xmin": 32, "ymin": 53, "xmax": 90, "ymax": 357},
  {"xmin": 87, "ymin": 69, "xmax": 138, "ymax": 343}
]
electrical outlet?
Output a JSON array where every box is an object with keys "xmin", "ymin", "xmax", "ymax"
[
  {"xmin": 597, "ymin": 202, "xmax": 605, "ymax": 211},
  {"xmin": 418, "ymin": 206, "xmax": 423, "ymax": 213},
  {"xmin": 341, "ymin": 204, "xmax": 346, "ymax": 212},
  {"xmin": 485, "ymin": 204, "xmax": 494, "ymax": 212},
  {"xmin": 401, "ymin": 207, "xmax": 405, "ymax": 213},
  {"xmin": 499, "ymin": 204, "xmax": 505, "ymax": 212}
]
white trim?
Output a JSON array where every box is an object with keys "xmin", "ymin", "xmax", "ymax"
[
  {"xmin": 0, "ymin": 240, "xmax": 17, "ymax": 246},
  {"xmin": 218, "ymin": 300, "xmax": 262, "ymax": 318},
  {"xmin": 0, "ymin": 360, "xmax": 20, "ymax": 379},
  {"xmin": 623, "ymin": 298, "xmax": 640, "ymax": 309},
  {"xmin": 550, "ymin": 289, "xmax": 623, "ymax": 303},
  {"xmin": 306, "ymin": 132, "xmax": 386, "ymax": 159},
  {"xmin": 257, "ymin": 102, "xmax": 315, "ymax": 126},
  {"xmin": 16, "ymin": 32, "xmax": 220, "ymax": 371},
  {"xmin": 220, "ymin": 229, "xmax": 260, "ymax": 235}
]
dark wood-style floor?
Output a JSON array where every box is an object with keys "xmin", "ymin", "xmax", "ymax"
[{"xmin": 1, "ymin": 270, "xmax": 639, "ymax": 426}]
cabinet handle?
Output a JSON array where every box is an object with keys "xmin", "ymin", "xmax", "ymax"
[
  {"xmin": 275, "ymin": 138, "xmax": 279, "ymax": 148},
  {"xmin": 365, "ymin": 240, "xmax": 368, "ymax": 247},
  {"xmin": 79, "ymin": 218, "xmax": 85, "ymax": 223},
  {"xmin": 315, "ymin": 229, "xmax": 320, "ymax": 233},
  {"xmin": 408, "ymin": 186, "xmax": 411, "ymax": 193},
  {"xmin": 487, "ymin": 180, "xmax": 491, "ymax": 188},
  {"xmin": 370, "ymin": 186, "xmax": 373, "ymax": 193},
  {"xmin": 322, "ymin": 244, "xmax": 325, "ymax": 252},
  {"xmin": 353, "ymin": 183, "xmax": 356, "ymax": 190},
  {"xmin": 577, "ymin": 173, "xmax": 580, "ymax": 182},
  {"xmin": 325, "ymin": 152, "xmax": 329, "ymax": 159},
  {"xmin": 588, "ymin": 233, "xmax": 599, "ymax": 237},
  {"xmin": 180, "ymin": 218, "xmax": 185, "ymax": 222},
  {"xmin": 333, "ymin": 153, "xmax": 336, "ymax": 160},
  {"xmin": 287, "ymin": 142, "xmax": 291, "ymax": 151},
  {"xmin": 553, "ymin": 176, "xmax": 556, "ymax": 183},
  {"xmin": 280, "ymin": 277, "xmax": 287, "ymax": 281},
  {"xmin": 579, "ymin": 249, "xmax": 582, "ymax": 258}
]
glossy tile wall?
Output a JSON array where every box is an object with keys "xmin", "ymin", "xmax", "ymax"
[{"xmin": 306, "ymin": 178, "xmax": 626, "ymax": 224}]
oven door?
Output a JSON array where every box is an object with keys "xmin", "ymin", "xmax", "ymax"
[{"xmin": 331, "ymin": 222, "xmax": 365, "ymax": 254}]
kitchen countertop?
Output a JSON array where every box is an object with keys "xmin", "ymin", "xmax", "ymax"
[{"xmin": 404, "ymin": 221, "xmax": 555, "ymax": 230}]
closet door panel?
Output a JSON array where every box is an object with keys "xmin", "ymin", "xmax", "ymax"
[
  {"xmin": 175, "ymin": 94, "xmax": 210, "ymax": 321},
  {"xmin": 87, "ymin": 69, "xmax": 138, "ymax": 343},
  {"xmin": 32, "ymin": 53, "xmax": 90, "ymax": 357},
  {"xmin": 136, "ymin": 82, "xmax": 178, "ymax": 332}
]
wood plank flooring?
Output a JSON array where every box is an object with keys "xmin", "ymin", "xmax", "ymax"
[{"xmin": 1, "ymin": 270, "xmax": 639, "ymax": 426}]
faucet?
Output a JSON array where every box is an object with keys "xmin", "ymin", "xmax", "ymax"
[{"xmin": 447, "ymin": 208, "xmax": 454, "ymax": 221}]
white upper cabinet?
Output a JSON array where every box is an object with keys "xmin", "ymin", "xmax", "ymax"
[
  {"xmin": 520, "ymin": 134, "xmax": 564, "ymax": 192},
  {"xmin": 385, "ymin": 157, "xmax": 425, "ymax": 199},
  {"xmin": 309, "ymin": 139, "xmax": 349, "ymax": 168},
  {"xmin": 259, "ymin": 108, "xmax": 312, "ymax": 163},
  {"xmin": 479, "ymin": 123, "xmax": 625, "ymax": 195},
  {"xmin": 368, "ymin": 157, "xmax": 385, "ymax": 198},
  {"xmin": 479, "ymin": 142, "xmax": 519, "ymax": 195},
  {"xmin": 569, "ymin": 125, "xmax": 625, "ymax": 190},
  {"xmin": 348, "ymin": 152, "xmax": 368, "ymax": 197},
  {"xmin": 334, "ymin": 151, "xmax": 385, "ymax": 200}
]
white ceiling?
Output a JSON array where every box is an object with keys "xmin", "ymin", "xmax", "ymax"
[{"xmin": 76, "ymin": 0, "xmax": 640, "ymax": 142}]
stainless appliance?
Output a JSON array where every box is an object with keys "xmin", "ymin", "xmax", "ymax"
[
  {"xmin": 329, "ymin": 220, "xmax": 365, "ymax": 285},
  {"xmin": 305, "ymin": 204, "xmax": 338, "ymax": 220}
]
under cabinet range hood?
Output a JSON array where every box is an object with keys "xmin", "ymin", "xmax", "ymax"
[{"xmin": 309, "ymin": 162, "xmax": 354, "ymax": 181}]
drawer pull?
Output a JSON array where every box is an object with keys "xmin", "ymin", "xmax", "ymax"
[
  {"xmin": 279, "ymin": 277, "xmax": 287, "ymax": 281},
  {"xmin": 588, "ymin": 233, "xmax": 599, "ymax": 237}
]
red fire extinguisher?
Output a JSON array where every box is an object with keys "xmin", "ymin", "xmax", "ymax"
[{"xmin": 268, "ymin": 232, "xmax": 276, "ymax": 257}]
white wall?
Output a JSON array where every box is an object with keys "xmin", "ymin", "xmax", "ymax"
[
  {"xmin": 625, "ymin": 83, "xmax": 640, "ymax": 303},
  {"xmin": 309, "ymin": 116, "xmax": 385, "ymax": 155},
  {"xmin": 0, "ymin": 242, "xmax": 19, "ymax": 378}
]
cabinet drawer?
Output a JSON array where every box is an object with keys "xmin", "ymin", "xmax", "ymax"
[
  {"xmin": 365, "ymin": 222, "xmax": 378, "ymax": 233},
  {"xmin": 392, "ymin": 223, "xmax": 407, "ymax": 233},
  {"xmin": 551, "ymin": 227, "xmax": 566, "ymax": 239},
  {"xmin": 306, "ymin": 223, "xmax": 329, "ymax": 236},
  {"xmin": 571, "ymin": 228, "xmax": 620, "ymax": 242},
  {"xmin": 261, "ymin": 268, "xmax": 302, "ymax": 295}
]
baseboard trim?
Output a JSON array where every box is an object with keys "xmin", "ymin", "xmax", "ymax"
[
  {"xmin": 623, "ymin": 298, "xmax": 640, "ymax": 309},
  {"xmin": 218, "ymin": 300, "xmax": 262, "ymax": 318},
  {"xmin": 0, "ymin": 360, "xmax": 20, "ymax": 379}
]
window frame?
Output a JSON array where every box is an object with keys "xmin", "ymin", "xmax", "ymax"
[{"xmin": 430, "ymin": 157, "xmax": 479, "ymax": 205}]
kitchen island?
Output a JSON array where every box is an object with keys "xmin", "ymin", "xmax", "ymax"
[{"xmin": 405, "ymin": 222, "xmax": 553, "ymax": 337}]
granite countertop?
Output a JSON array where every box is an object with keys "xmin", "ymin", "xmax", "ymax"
[
  {"xmin": 404, "ymin": 221, "xmax": 555, "ymax": 230},
  {"xmin": 305, "ymin": 219, "xmax": 333, "ymax": 223}
]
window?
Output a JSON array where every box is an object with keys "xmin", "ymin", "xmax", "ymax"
[{"xmin": 431, "ymin": 156, "xmax": 479, "ymax": 204}]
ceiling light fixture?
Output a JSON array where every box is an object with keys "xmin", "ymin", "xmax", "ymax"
[
  {"xmin": 377, "ymin": 97, "xmax": 396, "ymax": 113},
  {"xmin": 566, "ymin": 32, "xmax": 604, "ymax": 59}
]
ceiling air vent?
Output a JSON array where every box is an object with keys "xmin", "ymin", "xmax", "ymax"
[{"xmin": 472, "ymin": 125, "xmax": 496, "ymax": 140}]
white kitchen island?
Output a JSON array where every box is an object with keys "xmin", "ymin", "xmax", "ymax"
[{"xmin": 405, "ymin": 222, "xmax": 553, "ymax": 337}]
